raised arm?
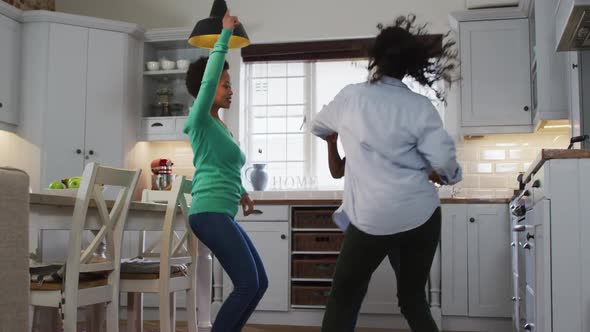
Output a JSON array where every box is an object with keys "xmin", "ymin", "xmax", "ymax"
[{"xmin": 183, "ymin": 11, "xmax": 240, "ymax": 133}]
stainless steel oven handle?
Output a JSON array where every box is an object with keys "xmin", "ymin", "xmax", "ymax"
[{"xmin": 513, "ymin": 225, "xmax": 527, "ymax": 232}]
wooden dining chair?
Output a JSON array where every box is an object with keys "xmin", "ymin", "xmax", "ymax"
[
  {"xmin": 29, "ymin": 162, "xmax": 141, "ymax": 332},
  {"xmin": 120, "ymin": 176, "xmax": 198, "ymax": 332}
]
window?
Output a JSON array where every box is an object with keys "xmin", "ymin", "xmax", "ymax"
[{"xmin": 244, "ymin": 60, "xmax": 444, "ymax": 190}]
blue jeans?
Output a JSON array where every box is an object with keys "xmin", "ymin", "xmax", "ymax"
[{"xmin": 189, "ymin": 212, "xmax": 268, "ymax": 332}]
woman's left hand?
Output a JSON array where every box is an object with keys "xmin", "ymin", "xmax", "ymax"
[{"xmin": 240, "ymin": 193, "xmax": 256, "ymax": 216}]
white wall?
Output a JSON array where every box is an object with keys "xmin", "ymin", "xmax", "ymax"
[{"xmin": 56, "ymin": 0, "xmax": 467, "ymax": 36}]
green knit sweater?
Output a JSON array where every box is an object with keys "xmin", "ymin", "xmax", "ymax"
[{"xmin": 183, "ymin": 29, "xmax": 246, "ymax": 217}]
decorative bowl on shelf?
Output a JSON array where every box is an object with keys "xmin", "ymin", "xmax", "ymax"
[
  {"xmin": 146, "ymin": 61, "xmax": 159, "ymax": 71},
  {"xmin": 159, "ymin": 59, "xmax": 175, "ymax": 71},
  {"xmin": 176, "ymin": 59, "xmax": 190, "ymax": 71}
]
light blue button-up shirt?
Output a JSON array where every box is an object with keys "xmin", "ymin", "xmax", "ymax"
[{"xmin": 311, "ymin": 76, "xmax": 462, "ymax": 235}]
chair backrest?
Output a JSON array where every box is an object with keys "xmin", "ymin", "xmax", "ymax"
[
  {"xmin": 65, "ymin": 163, "xmax": 141, "ymax": 291},
  {"xmin": 139, "ymin": 176, "xmax": 195, "ymax": 278}
]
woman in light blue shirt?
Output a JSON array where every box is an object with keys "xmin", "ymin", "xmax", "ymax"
[{"xmin": 312, "ymin": 15, "xmax": 462, "ymax": 332}]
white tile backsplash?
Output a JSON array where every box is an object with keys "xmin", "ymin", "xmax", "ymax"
[
  {"xmin": 453, "ymin": 129, "xmax": 570, "ymax": 198},
  {"xmin": 129, "ymin": 129, "xmax": 571, "ymax": 199}
]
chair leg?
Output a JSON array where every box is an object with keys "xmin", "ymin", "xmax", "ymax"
[
  {"xmin": 186, "ymin": 288, "xmax": 197, "ymax": 332},
  {"xmin": 127, "ymin": 293, "xmax": 143, "ymax": 332},
  {"xmin": 169, "ymin": 292, "xmax": 177, "ymax": 332},
  {"xmin": 159, "ymin": 291, "xmax": 173, "ymax": 332},
  {"xmin": 63, "ymin": 293, "xmax": 78, "ymax": 332},
  {"xmin": 106, "ymin": 296, "xmax": 119, "ymax": 332}
]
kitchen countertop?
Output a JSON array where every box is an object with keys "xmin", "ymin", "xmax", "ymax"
[
  {"xmin": 524, "ymin": 149, "xmax": 590, "ymax": 183},
  {"xmin": 30, "ymin": 192, "xmax": 509, "ymax": 210}
]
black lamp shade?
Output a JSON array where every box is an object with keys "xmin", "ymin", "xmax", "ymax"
[{"xmin": 188, "ymin": 0, "xmax": 250, "ymax": 49}]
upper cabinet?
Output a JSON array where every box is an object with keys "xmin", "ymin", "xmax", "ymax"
[
  {"xmin": 19, "ymin": 12, "xmax": 142, "ymax": 192},
  {"xmin": 530, "ymin": 0, "xmax": 569, "ymax": 129},
  {"xmin": 452, "ymin": 14, "xmax": 533, "ymax": 135},
  {"xmin": 0, "ymin": 13, "xmax": 21, "ymax": 129}
]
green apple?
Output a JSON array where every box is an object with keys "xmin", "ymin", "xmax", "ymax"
[
  {"xmin": 48, "ymin": 181, "xmax": 65, "ymax": 189},
  {"xmin": 67, "ymin": 176, "xmax": 82, "ymax": 189}
]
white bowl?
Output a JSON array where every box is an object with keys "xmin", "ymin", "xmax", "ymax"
[
  {"xmin": 176, "ymin": 59, "xmax": 190, "ymax": 71},
  {"xmin": 146, "ymin": 61, "xmax": 159, "ymax": 71},
  {"xmin": 160, "ymin": 59, "xmax": 175, "ymax": 71}
]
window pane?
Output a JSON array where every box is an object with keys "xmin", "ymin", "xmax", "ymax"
[
  {"xmin": 251, "ymin": 63, "xmax": 268, "ymax": 78},
  {"xmin": 252, "ymin": 117, "xmax": 267, "ymax": 134},
  {"xmin": 251, "ymin": 79, "xmax": 268, "ymax": 105},
  {"xmin": 268, "ymin": 63, "xmax": 287, "ymax": 77},
  {"xmin": 249, "ymin": 135, "xmax": 267, "ymax": 162},
  {"xmin": 288, "ymin": 62, "xmax": 305, "ymax": 76},
  {"xmin": 287, "ymin": 116, "xmax": 305, "ymax": 132},
  {"xmin": 286, "ymin": 162, "xmax": 305, "ymax": 178},
  {"xmin": 267, "ymin": 106, "xmax": 287, "ymax": 117},
  {"xmin": 287, "ymin": 134, "xmax": 304, "ymax": 161},
  {"xmin": 268, "ymin": 117, "xmax": 287, "ymax": 133},
  {"xmin": 287, "ymin": 77, "xmax": 305, "ymax": 104},
  {"xmin": 288, "ymin": 106, "xmax": 305, "ymax": 117},
  {"xmin": 267, "ymin": 162, "xmax": 287, "ymax": 189},
  {"xmin": 267, "ymin": 134, "xmax": 287, "ymax": 161},
  {"xmin": 267, "ymin": 78, "xmax": 287, "ymax": 105},
  {"xmin": 251, "ymin": 106, "xmax": 267, "ymax": 118}
]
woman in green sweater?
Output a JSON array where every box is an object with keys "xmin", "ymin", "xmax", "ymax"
[{"xmin": 183, "ymin": 11, "xmax": 267, "ymax": 332}]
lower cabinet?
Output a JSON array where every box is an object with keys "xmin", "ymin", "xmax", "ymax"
[
  {"xmin": 442, "ymin": 204, "xmax": 511, "ymax": 318},
  {"xmin": 223, "ymin": 221, "xmax": 290, "ymax": 312}
]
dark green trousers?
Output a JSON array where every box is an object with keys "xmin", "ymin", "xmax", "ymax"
[{"xmin": 322, "ymin": 208, "xmax": 441, "ymax": 332}]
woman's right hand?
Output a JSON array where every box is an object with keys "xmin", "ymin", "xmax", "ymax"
[
  {"xmin": 222, "ymin": 10, "xmax": 241, "ymax": 31},
  {"xmin": 326, "ymin": 133, "xmax": 338, "ymax": 144}
]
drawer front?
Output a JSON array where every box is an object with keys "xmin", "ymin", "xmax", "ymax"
[
  {"xmin": 292, "ymin": 208, "xmax": 338, "ymax": 229},
  {"xmin": 291, "ymin": 285, "xmax": 331, "ymax": 305},
  {"xmin": 293, "ymin": 233, "xmax": 344, "ymax": 252},
  {"xmin": 235, "ymin": 205, "xmax": 289, "ymax": 221},
  {"xmin": 142, "ymin": 118, "xmax": 175, "ymax": 135},
  {"xmin": 292, "ymin": 258, "xmax": 337, "ymax": 278}
]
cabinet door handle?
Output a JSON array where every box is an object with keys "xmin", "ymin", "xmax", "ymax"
[
  {"xmin": 523, "ymin": 106, "xmax": 530, "ymax": 112},
  {"xmin": 151, "ymin": 122, "xmax": 164, "ymax": 127},
  {"xmin": 532, "ymin": 179, "xmax": 541, "ymax": 188},
  {"xmin": 88, "ymin": 150, "xmax": 94, "ymax": 156},
  {"xmin": 523, "ymin": 242, "xmax": 532, "ymax": 250},
  {"xmin": 75, "ymin": 149, "xmax": 82, "ymax": 155},
  {"xmin": 0, "ymin": 102, "xmax": 3, "ymax": 108},
  {"xmin": 524, "ymin": 323, "xmax": 535, "ymax": 330},
  {"xmin": 510, "ymin": 242, "xmax": 516, "ymax": 247},
  {"xmin": 512, "ymin": 296, "xmax": 521, "ymax": 301},
  {"xmin": 526, "ymin": 233, "xmax": 535, "ymax": 241},
  {"xmin": 281, "ymin": 234, "xmax": 286, "ymax": 240},
  {"xmin": 469, "ymin": 217, "xmax": 475, "ymax": 223},
  {"xmin": 573, "ymin": 64, "xmax": 579, "ymax": 69}
]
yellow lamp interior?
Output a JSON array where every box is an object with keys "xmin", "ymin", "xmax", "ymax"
[{"xmin": 188, "ymin": 35, "xmax": 250, "ymax": 49}]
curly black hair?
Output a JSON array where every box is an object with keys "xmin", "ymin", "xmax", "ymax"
[
  {"xmin": 185, "ymin": 56, "xmax": 230, "ymax": 98},
  {"xmin": 368, "ymin": 14, "xmax": 458, "ymax": 102}
]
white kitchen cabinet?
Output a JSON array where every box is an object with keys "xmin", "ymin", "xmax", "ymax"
[
  {"xmin": 223, "ymin": 221, "xmax": 290, "ymax": 312},
  {"xmin": 441, "ymin": 204, "xmax": 469, "ymax": 316},
  {"xmin": 0, "ymin": 13, "xmax": 21, "ymax": 128},
  {"xmin": 441, "ymin": 203, "xmax": 511, "ymax": 318},
  {"xmin": 20, "ymin": 18, "xmax": 140, "ymax": 192},
  {"xmin": 467, "ymin": 204, "xmax": 511, "ymax": 318},
  {"xmin": 530, "ymin": 0, "xmax": 569, "ymax": 128},
  {"xmin": 457, "ymin": 18, "xmax": 532, "ymax": 134}
]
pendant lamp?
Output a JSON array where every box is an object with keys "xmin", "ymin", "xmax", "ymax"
[{"xmin": 188, "ymin": 0, "xmax": 250, "ymax": 49}]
